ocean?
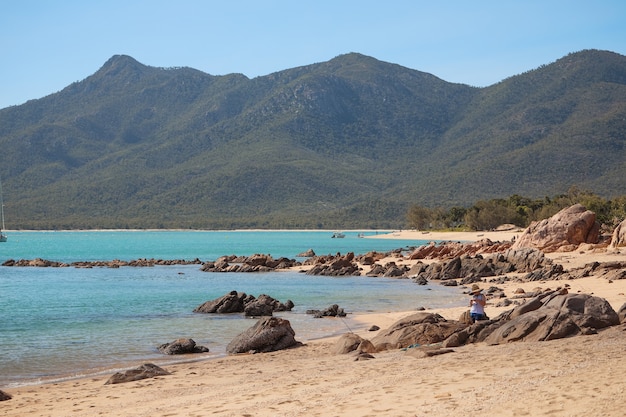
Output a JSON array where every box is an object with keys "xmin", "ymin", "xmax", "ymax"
[{"xmin": 0, "ymin": 230, "xmax": 467, "ymax": 387}]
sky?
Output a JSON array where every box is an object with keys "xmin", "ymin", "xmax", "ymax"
[{"xmin": 1, "ymin": 0, "xmax": 625, "ymax": 109}]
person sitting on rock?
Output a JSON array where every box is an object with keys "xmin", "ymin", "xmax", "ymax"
[{"xmin": 469, "ymin": 284, "xmax": 487, "ymax": 322}]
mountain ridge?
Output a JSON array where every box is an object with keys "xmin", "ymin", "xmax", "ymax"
[{"xmin": 1, "ymin": 49, "xmax": 625, "ymax": 229}]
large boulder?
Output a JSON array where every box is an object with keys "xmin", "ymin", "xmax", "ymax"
[
  {"xmin": 370, "ymin": 312, "xmax": 465, "ymax": 351},
  {"xmin": 609, "ymin": 218, "xmax": 626, "ymax": 248},
  {"xmin": 512, "ymin": 204, "xmax": 601, "ymax": 252},
  {"xmin": 0, "ymin": 390, "xmax": 11, "ymax": 401},
  {"xmin": 105, "ymin": 363, "xmax": 170, "ymax": 385},
  {"xmin": 158, "ymin": 338, "xmax": 209, "ymax": 355},
  {"xmin": 226, "ymin": 317, "xmax": 301, "ymax": 354}
]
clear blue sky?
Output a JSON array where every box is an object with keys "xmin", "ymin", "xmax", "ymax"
[{"xmin": 1, "ymin": 0, "xmax": 625, "ymax": 109}]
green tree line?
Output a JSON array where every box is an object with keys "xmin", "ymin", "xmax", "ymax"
[{"xmin": 407, "ymin": 186, "xmax": 626, "ymax": 233}]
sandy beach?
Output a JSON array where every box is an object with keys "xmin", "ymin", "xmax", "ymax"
[{"xmin": 3, "ymin": 230, "xmax": 626, "ymax": 417}]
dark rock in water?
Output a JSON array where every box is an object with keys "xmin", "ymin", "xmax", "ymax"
[
  {"xmin": 194, "ymin": 290, "xmax": 246, "ymax": 313},
  {"xmin": 200, "ymin": 253, "xmax": 301, "ymax": 272},
  {"xmin": 0, "ymin": 390, "xmax": 12, "ymax": 401},
  {"xmin": 193, "ymin": 291, "xmax": 293, "ymax": 316},
  {"xmin": 158, "ymin": 338, "xmax": 209, "ymax": 355},
  {"xmin": 304, "ymin": 252, "xmax": 361, "ymax": 276},
  {"xmin": 104, "ymin": 363, "xmax": 170, "ymax": 385},
  {"xmin": 243, "ymin": 294, "xmax": 294, "ymax": 317},
  {"xmin": 306, "ymin": 304, "xmax": 346, "ymax": 318},
  {"xmin": 297, "ymin": 249, "xmax": 316, "ymax": 257},
  {"xmin": 226, "ymin": 317, "xmax": 301, "ymax": 354}
]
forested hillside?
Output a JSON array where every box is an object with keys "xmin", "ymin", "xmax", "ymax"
[{"xmin": 0, "ymin": 49, "xmax": 625, "ymax": 229}]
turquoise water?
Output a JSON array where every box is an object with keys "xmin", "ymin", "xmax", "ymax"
[{"xmin": 0, "ymin": 231, "xmax": 466, "ymax": 387}]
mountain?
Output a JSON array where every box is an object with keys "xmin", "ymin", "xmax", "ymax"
[{"xmin": 1, "ymin": 50, "xmax": 625, "ymax": 229}]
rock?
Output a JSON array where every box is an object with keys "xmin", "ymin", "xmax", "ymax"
[
  {"xmin": 512, "ymin": 204, "xmax": 601, "ymax": 252},
  {"xmin": 243, "ymin": 294, "xmax": 294, "ymax": 317},
  {"xmin": 226, "ymin": 317, "xmax": 301, "ymax": 354},
  {"xmin": 333, "ymin": 333, "xmax": 365, "ymax": 354},
  {"xmin": 405, "ymin": 348, "xmax": 455, "ymax": 358},
  {"xmin": 368, "ymin": 325, "xmax": 380, "ymax": 331},
  {"xmin": 357, "ymin": 339, "xmax": 378, "ymax": 353},
  {"xmin": 354, "ymin": 352, "xmax": 376, "ymax": 361},
  {"xmin": 618, "ymin": 303, "xmax": 626, "ymax": 324},
  {"xmin": 158, "ymin": 338, "xmax": 209, "ymax": 355},
  {"xmin": 371, "ymin": 312, "xmax": 466, "ymax": 351},
  {"xmin": 105, "ymin": 363, "xmax": 170, "ymax": 385},
  {"xmin": 0, "ymin": 390, "xmax": 11, "ymax": 401},
  {"xmin": 610, "ymin": 219, "xmax": 626, "ymax": 248},
  {"xmin": 194, "ymin": 290, "xmax": 246, "ymax": 313},
  {"xmin": 297, "ymin": 249, "xmax": 316, "ymax": 257}
]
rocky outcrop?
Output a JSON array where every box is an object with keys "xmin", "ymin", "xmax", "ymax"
[
  {"xmin": 193, "ymin": 291, "xmax": 293, "ymax": 316},
  {"xmin": 158, "ymin": 338, "xmax": 209, "ymax": 355},
  {"xmin": 104, "ymin": 363, "xmax": 170, "ymax": 385},
  {"xmin": 226, "ymin": 316, "xmax": 301, "ymax": 354},
  {"xmin": 481, "ymin": 292, "xmax": 619, "ymax": 345},
  {"xmin": 408, "ymin": 238, "xmax": 513, "ymax": 260},
  {"xmin": 345, "ymin": 292, "xmax": 620, "ymax": 355},
  {"xmin": 365, "ymin": 261, "xmax": 411, "ymax": 278},
  {"xmin": 412, "ymin": 248, "xmax": 563, "ymax": 284},
  {"xmin": 1, "ymin": 258, "xmax": 203, "ymax": 268},
  {"xmin": 512, "ymin": 204, "xmax": 601, "ymax": 252},
  {"xmin": 200, "ymin": 254, "xmax": 300, "ymax": 272},
  {"xmin": 609, "ymin": 218, "xmax": 626, "ymax": 248},
  {"xmin": 303, "ymin": 252, "xmax": 361, "ymax": 276}
]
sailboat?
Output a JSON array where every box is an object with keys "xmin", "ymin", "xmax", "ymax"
[{"xmin": 0, "ymin": 178, "xmax": 7, "ymax": 242}]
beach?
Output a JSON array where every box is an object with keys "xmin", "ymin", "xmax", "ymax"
[{"xmin": 2, "ymin": 230, "xmax": 626, "ymax": 416}]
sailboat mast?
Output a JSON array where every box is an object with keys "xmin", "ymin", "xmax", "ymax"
[{"xmin": 0, "ymin": 178, "xmax": 5, "ymax": 232}]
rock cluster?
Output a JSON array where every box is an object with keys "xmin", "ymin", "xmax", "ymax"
[
  {"xmin": 303, "ymin": 252, "xmax": 361, "ymax": 276},
  {"xmin": 411, "ymin": 248, "xmax": 563, "ymax": 285},
  {"xmin": 1, "ymin": 258, "xmax": 202, "ymax": 268},
  {"xmin": 193, "ymin": 291, "xmax": 294, "ymax": 316},
  {"xmin": 200, "ymin": 254, "xmax": 300, "ymax": 272},
  {"xmin": 337, "ymin": 291, "xmax": 622, "ymax": 356},
  {"xmin": 408, "ymin": 238, "xmax": 512, "ymax": 260}
]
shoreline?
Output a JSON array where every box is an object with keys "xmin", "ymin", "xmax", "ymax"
[{"xmin": 4, "ymin": 231, "xmax": 626, "ymax": 416}]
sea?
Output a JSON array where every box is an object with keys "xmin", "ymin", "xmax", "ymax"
[{"xmin": 0, "ymin": 230, "xmax": 467, "ymax": 387}]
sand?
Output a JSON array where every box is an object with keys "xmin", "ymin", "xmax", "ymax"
[{"xmin": 3, "ymin": 231, "xmax": 626, "ymax": 417}]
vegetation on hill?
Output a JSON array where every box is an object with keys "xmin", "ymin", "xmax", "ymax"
[
  {"xmin": 0, "ymin": 50, "xmax": 625, "ymax": 229},
  {"xmin": 408, "ymin": 186, "xmax": 626, "ymax": 233}
]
